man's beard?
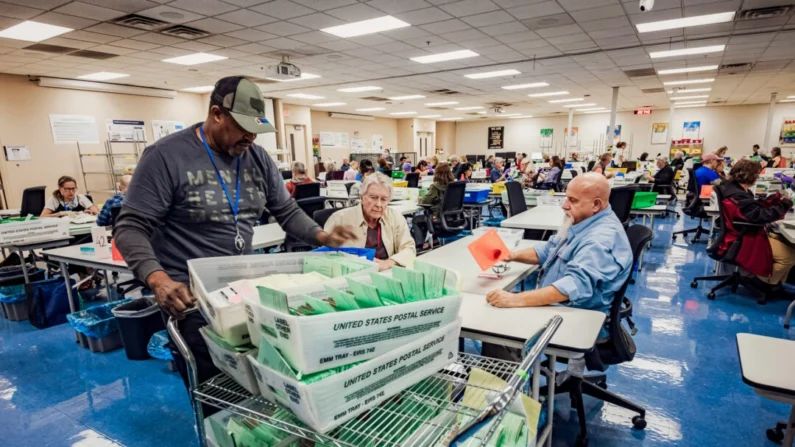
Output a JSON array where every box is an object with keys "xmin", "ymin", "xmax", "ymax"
[{"xmin": 558, "ymin": 213, "xmax": 574, "ymax": 240}]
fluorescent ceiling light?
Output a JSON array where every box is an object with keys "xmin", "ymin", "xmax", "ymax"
[
  {"xmin": 649, "ymin": 45, "xmax": 725, "ymax": 59},
  {"xmin": 264, "ymin": 73, "xmax": 320, "ymax": 82},
  {"xmin": 356, "ymin": 107, "xmax": 385, "ymax": 111},
  {"xmin": 674, "ymin": 100, "xmax": 707, "ymax": 105},
  {"xmin": 667, "ymin": 88, "xmax": 711, "ymax": 94},
  {"xmin": 313, "ymin": 102, "xmax": 346, "ymax": 107},
  {"xmin": 509, "ymin": 115, "xmax": 533, "ymax": 119},
  {"xmin": 390, "ymin": 111, "xmax": 416, "ymax": 115},
  {"xmin": 500, "ymin": 113, "xmax": 522, "ymax": 117},
  {"xmin": 287, "ymin": 93, "xmax": 324, "ymax": 99},
  {"xmin": 0, "ymin": 20, "xmax": 72, "ymax": 42},
  {"xmin": 476, "ymin": 111, "xmax": 487, "ymax": 114},
  {"xmin": 425, "ymin": 101, "xmax": 458, "ymax": 106},
  {"xmin": 657, "ymin": 65, "xmax": 718, "ymax": 75},
  {"xmin": 577, "ymin": 108, "xmax": 607, "ymax": 112},
  {"xmin": 77, "ymin": 72, "xmax": 129, "ymax": 81},
  {"xmin": 464, "ymin": 69, "xmax": 520, "ymax": 79},
  {"xmin": 779, "ymin": 99, "xmax": 795, "ymax": 103},
  {"xmin": 389, "ymin": 95, "xmax": 425, "ymax": 100},
  {"xmin": 321, "ymin": 15, "xmax": 410, "ymax": 38},
  {"xmin": 440, "ymin": 117, "xmax": 462, "ymax": 120},
  {"xmin": 183, "ymin": 86, "xmax": 215, "ymax": 93},
  {"xmin": 788, "ymin": 96, "xmax": 795, "ymax": 99},
  {"xmin": 410, "ymin": 49, "xmax": 479, "ymax": 64},
  {"xmin": 454, "ymin": 106, "xmax": 484, "ymax": 110},
  {"xmin": 502, "ymin": 82, "xmax": 548, "ymax": 90},
  {"xmin": 584, "ymin": 110, "xmax": 610, "ymax": 114},
  {"xmin": 564, "ymin": 103, "xmax": 595, "ymax": 107},
  {"xmin": 663, "ymin": 78, "xmax": 714, "ymax": 86},
  {"xmin": 672, "ymin": 95, "xmax": 709, "ymax": 100},
  {"xmin": 548, "ymin": 98, "xmax": 584, "ymax": 103},
  {"xmin": 337, "ymin": 86, "xmax": 381, "ymax": 92},
  {"xmin": 528, "ymin": 91, "xmax": 569, "ymax": 97},
  {"xmin": 637, "ymin": 11, "xmax": 735, "ymax": 33},
  {"xmin": 163, "ymin": 52, "xmax": 227, "ymax": 65},
  {"xmin": 677, "ymin": 104, "xmax": 707, "ymax": 108},
  {"xmin": 418, "ymin": 115, "xmax": 441, "ymax": 118}
]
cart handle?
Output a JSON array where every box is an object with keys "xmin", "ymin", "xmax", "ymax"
[
  {"xmin": 167, "ymin": 313, "xmax": 208, "ymax": 447},
  {"xmin": 449, "ymin": 315, "xmax": 563, "ymax": 446}
]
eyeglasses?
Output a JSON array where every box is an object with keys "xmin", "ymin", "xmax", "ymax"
[{"xmin": 62, "ymin": 187, "xmax": 77, "ymax": 192}]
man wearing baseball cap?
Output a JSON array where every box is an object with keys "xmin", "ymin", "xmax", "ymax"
[
  {"xmin": 695, "ymin": 153, "xmax": 722, "ymax": 193},
  {"xmin": 114, "ymin": 76, "xmax": 355, "ymax": 397}
]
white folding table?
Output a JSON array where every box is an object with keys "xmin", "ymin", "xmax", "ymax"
[{"xmin": 500, "ymin": 205, "xmax": 565, "ymax": 239}]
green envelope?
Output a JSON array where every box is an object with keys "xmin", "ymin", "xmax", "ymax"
[
  {"xmin": 392, "ymin": 266, "xmax": 427, "ymax": 302},
  {"xmin": 414, "ymin": 261, "xmax": 447, "ymax": 299},
  {"xmin": 345, "ymin": 277, "xmax": 384, "ymax": 308},
  {"xmin": 325, "ymin": 286, "xmax": 360, "ymax": 311},
  {"xmin": 370, "ymin": 273, "xmax": 406, "ymax": 305}
]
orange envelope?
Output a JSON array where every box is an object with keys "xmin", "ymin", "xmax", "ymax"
[
  {"xmin": 467, "ymin": 229, "xmax": 511, "ymax": 271},
  {"xmin": 699, "ymin": 185, "xmax": 713, "ymax": 199},
  {"xmin": 111, "ymin": 239, "xmax": 124, "ymax": 261}
]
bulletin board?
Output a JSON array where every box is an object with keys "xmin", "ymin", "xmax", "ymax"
[{"xmin": 319, "ymin": 132, "xmax": 350, "ymax": 149}]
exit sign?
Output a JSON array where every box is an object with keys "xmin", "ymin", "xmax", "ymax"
[{"xmin": 634, "ymin": 108, "xmax": 652, "ymax": 115}]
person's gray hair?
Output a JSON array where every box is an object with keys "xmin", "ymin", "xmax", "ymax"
[
  {"xmin": 495, "ymin": 157, "xmax": 504, "ymax": 164},
  {"xmin": 360, "ymin": 172, "xmax": 393, "ymax": 198},
  {"xmin": 675, "ymin": 151, "xmax": 684, "ymax": 158},
  {"xmin": 292, "ymin": 161, "xmax": 306, "ymax": 175},
  {"xmin": 118, "ymin": 174, "xmax": 132, "ymax": 189},
  {"xmin": 450, "ymin": 155, "xmax": 460, "ymax": 163},
  {"xmin": 656, "ymin": 156, "xmax": 669, "ymax": 164},
  {"xmin": 324, "ymin": 161, "xmax": 336, "ymax": 171}
]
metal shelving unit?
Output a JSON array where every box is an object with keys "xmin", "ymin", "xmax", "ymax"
[{"xmin": 77, "ymin": 134, "xmax": 144, "ymax": 197}]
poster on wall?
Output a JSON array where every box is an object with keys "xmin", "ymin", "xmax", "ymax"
[
  {"xmin": 651, "ymin": 123, "xmax": 668, "ymax": 145},
  {"xmin": 564, "ymin": 127, "xmax": 579, "ymax": 148},
  {"xmin": 4, "ymin": 145, "xmax": 30, "ymax": 161},
  {"xmin": 540, "ymin": 129, "xmax": 553, "ymax": 148},
  {"xmin": 105, "ymin": 119, "xmax": 147, "ymax": 142},
  {"xmin": 779, "ymin": 118, "xmax": 795, "ymax": 146},
  {"xmin": 372, "ymin": 134, "xmax": 384, "ymax": 152},
  {"xmin": 683, "ymin": 121, "xmax": 701, "ymax": 140},
  {"xmin": 49, "ymin": 114, "xmax": 99, "ymax": 144},
  {"xmin": 488, "ymin": 126, "xmax": 504, "ymax": 149},
  {"xmin": 152, "ymin": 120, "xmax": 184, "ymax": 142},
  {"xmin": 606, "ymin": 125, "xmax": 622, "ymax": 146},
  {"xmin": 335, "ymin": 132, "xmax": 349, "ymax": 149},
  {"xmin": 351, "ymin": 138, "xmax": 368, "ymax": 152},
  {"xmin": 319, "ymin": 132, "xmax": 335, "ymax": 147}
]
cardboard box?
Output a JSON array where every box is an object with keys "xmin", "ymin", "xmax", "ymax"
[
  {"xmin": 199, "ymin": 327, "xmax": 259, "ymax": 395},
  {"xmin": 248, "ymin": 318, "xmax": 461, "ymax": 433}
]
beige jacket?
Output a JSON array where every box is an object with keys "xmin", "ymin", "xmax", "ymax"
[{"xmin": 324, "ymin": 205, "xmax": 416, "ymax": 267}]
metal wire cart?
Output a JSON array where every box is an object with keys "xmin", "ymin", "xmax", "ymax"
[{"xmin": 168, "ymin": 315, "xmax": 562, "ymax": 447}]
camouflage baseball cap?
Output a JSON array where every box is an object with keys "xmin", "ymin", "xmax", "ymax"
[{"xmin": 210, "ymin": 76, "xmax": 276, "ymax": 134}]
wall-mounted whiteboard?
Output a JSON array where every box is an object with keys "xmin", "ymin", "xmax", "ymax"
[{"xmin": 319, "ymin": 132, "xmax": 349, "ymax": 148}]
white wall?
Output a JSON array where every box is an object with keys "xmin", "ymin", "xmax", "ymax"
[{"xmin": 310, "ymin": 111, "xmax": 398, "ymax": 165}]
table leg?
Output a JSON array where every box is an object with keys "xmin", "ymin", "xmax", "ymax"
[
  {"xmin": 638, "ymin": 246, "xmax": 645, "ymax": 272},
  {"xmin": 546, "ymin": 353, "xmax": 557, "ymax": 447},
  {"xmin": 648, "ymin": 214, "xmax": 656, "ymax": 248},
  {"xmin": 532, "ymin": 357, "xmax": 540, "ymax": 400},
  {"xmin": 59, "ymin": 261, "xmax": 79, "ymax": 343},
  {"xmin": 104, "ymin": 270, "xmax": 114, "ymax": 301},
  {"xmin": 708, "ymin": 216, "xmax": 717, "ymax": 245},
  {"xmin": 17, "ymin": 249, "xmax": 30, "ymax": 284},
  {"xmin": 783, "ymin": 404, "xmax": 795, "ymax": 447}
]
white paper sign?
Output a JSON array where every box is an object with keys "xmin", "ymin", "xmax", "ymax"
[
  {"xmin": 49, "ymin": 114, "xmax": 99, "ymax": 144},
  {"xmin": 4, "ymin": 145, "xmax": 31, "ymax": 161},
  {"xmin": 319, "ymin": 132, "xmax": 335, "ymax": 147},
  {"xmin": 351, "ymin": 138, "xmax": 368, "ymax": 152},
  {"xmin": 151, "ymin": 120, "xmax": 184, "ymax": 142},
  {"xmin": 372, "ymin": 134, "xmax": 384, "ymax": 152},
  {"xmin": 91, "ymin": 226, "xmax": 111, "ymax": 260},
  {"xmin": 106, "ymin": 119, "xmax": 147, "ymax": 142}
]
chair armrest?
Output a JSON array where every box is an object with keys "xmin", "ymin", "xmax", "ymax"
[{"xmin": 733, "ymin": 221, "xmax": 764, "ymax": 231}]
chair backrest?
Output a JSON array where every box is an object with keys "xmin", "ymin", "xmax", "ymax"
[
  {"xmin": 85, "ymin": 194, "xmax": 93, "ymax": 204},
  {"xmin": 609, "ymin": 186, "xmax": 636, "ymax": 226},
  {"xmin": 109, "ymin": 206, "xmax": 122, "ymax": 228},
  {"xmin": 626, "ymin": 225, "xmax": 653, "ymax": 267},
  {"xmin": 405, "ymin": 172, "xmax": 420, "ymax": 188},
  {"xmin": 294, "ymin": 182, "xmax": 320, "ymax": 200},
  {"xmin": 587, "ymin": 160, "xmax": 596, "ymax": 172},
  {"xmin": 20, "ymin": 186, "xmax": 46, "ymax": 217},
  {"xmin": 331, "ymin": 171, "xmax": 345, "ymax": 181},
  {"xmin": 296, "ymin": 197, "xmax": 327, "ymax": 220},
  {"xmin": 439, "ymin": 181, "xmax": 467, "ymax": 231},
  {"xmin": 281, "ymin": 170, "xmax": 292, "ymax": 180},
  {"xmin": 313, "ymin": 207, "xmax": 340, "ymax": 228},
  {"xmin": 505, "ymin": 181, "xmax": 527, "ymax": 217},
  {"xmin": 570, "ymin": 169, "xmax": 578, "ymax": 178}
]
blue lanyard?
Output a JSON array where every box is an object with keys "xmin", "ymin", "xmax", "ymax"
[{"xmin": 199, "ymin": 126, "xmax": 241, "ymax": 224}]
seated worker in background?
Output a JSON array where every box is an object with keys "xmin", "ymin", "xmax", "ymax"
[
  {"xmin": 421, "ymin": 163, "xmax": 455, "ymax": 218},
  {"xmin": 449, "ymin": 155, "xmax": 461, "ymax": 174},
  {"xmin": 644, "ymin": 156, "xmax": 675, "ymax": 193},
  {"xmin": 639, "ymin": 152, "xmax": 649, "ymax": 162},
  {"xmin": 768, "ymin": 146, "xmax": 787, "ymax": 168},
  {"xmin": 489, "ymin": 157, "xmax": 510, "ymax": 182},
  {"xmin": 376, "ymin": 157, "xmax": 389, "ymax": 173},
  {"xmin": 592, "ymin": 153, "xmax": 617, "ymax": 179},
  {"xmin": 322, "ymin": 161, "xmax": 337, "ymax": 186},
  {"xmin": 695, "ymin": 153, "xmax": 722, "ymax": 192},
  {"xmin": 41, "ymin": 175, "xmax": 99, "ymax": 217},
  {"xmin": 401, "ymin": 156, "xmax": 412, "ymax": 172},
  {"xmin": 285, "ymin": 161, "xmax": 314, "ymax": 197},
  {"xmin": 458, "ymin": 163, "xmax": 473, "ymax": 182},
  {"xmin": 536, "ymin": 156, "xmax": 563, "ymax": 190},
  {"xmin": 325, "ymin": 173, "xmax": 415, "ymax": 271},
  {"xmin": 717, "ymin": 160, "xmax": 795, "ymax": 289},
  {"xmin": 343, "ymin": 160, "xmax": 359, "ymax": 181},
  {"xmin": 569, "ymin": 152, "xmax": 580, "ymax": 162},
  {"xmin": 486, "ymin": 155, "xmax": 495, "ymax": 170},
  {"xmin": 96, "ymin": 174, "xmax": 132, "ymax": 227},
  {"xmin": 485, "ymin": 173, "xmax": 632, "ymax": 341},
  {"xmin": 714, "ymin": 158, "xmax": 727, "ymax": 181},
  {"xmin": 417, "ymin": 159, "xmax": 431, "ymax": 176},
  {"xmin": 347, "ymin": 159, "xmax": 376, "ymax": 206},
  {"xmin": 516, "ymin": 153, "xmax": 526, "ymax": 172},
  {"xmin": 752, "ymin": 144, "xmax": 761, "ymax": 158},
  {"xmin": 714, "ymin": 146, "xmax": 728, "ymax": 159},
  {"xmin": 671, "ymin": 151, "xmax": 685, "ymax": 171},
  {"xmin": 340, "ymin": 158, "xmax": 351, "ymax": 171}
]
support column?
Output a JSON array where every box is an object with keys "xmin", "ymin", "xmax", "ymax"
[
  {"xmin": 763, "ymin": 93, "xmax": 778, "ymax": 149},
  {"xmin": 607, "ymin": 86, "xmax": 619, "ymax": 149},
  {"xmin": 666, "ymin": 101, "xmax": 676, "ymax": 151},
  {"xmin": 566, "ymin": 108, "xmax": 574, "ymax": 158}
]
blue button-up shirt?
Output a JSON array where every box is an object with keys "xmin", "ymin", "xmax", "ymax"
[
  {"xmin": 534, "ymin": 206, "xmax": 632, "ymax": 338},
  {"xmin": 96, "ymin": 193, "xmax": 124, "ymax": 227}
]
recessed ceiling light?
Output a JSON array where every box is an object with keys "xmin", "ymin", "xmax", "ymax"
[
  {"xmin": 454, "ymin": 106, "xmax": 484, "ymax": 110},
  {"xmin": 418, "ymin": 115, "xmax": 441, "ymax": 118},
  {"xmin": 77, "ymin": 72, "xmax": 129, "ymax": 81},
  {"xmin": 321, "ymin": 15, "xmax": 410, "ymax": 38},
  {"xmin": 476, "ymin": 111, "xmax": 487, "ymax": 114},
  {"xmin": 390, "ymin": 111, "xmax": 416, "ymax": 115},
  {"xmin": 528, "ymin": 91, "xmax": 569, "ymax": 97},
  {"xmin": 502, "ymin": 82, "xmax": 548, "ymax": 90},
  {"xmin": 657, "ymin": 65, "xmax": 718, "ymax": 75},
  {"xmin": 508, "ymin": 115, "xmax": 533, "ymax": 119},
  {"xmin": 313, "ymin": 102, "xmax": 346, "ymax": 107},
  {"xmin": 162, "ymin": 52, "xmax": 227, "ymax": 65},
  {"xmin": 337, "ymin": 86, "xmax": 381, "ymax": 92},
  {"xmin": 649, "ymin": 45, "xmax": 725, "ymax": 59},
  {"xmin": 440, "ymin": 117, "xmax": 462, "ymax": 121},
  {"xmin": 677, "ymin": 104, "xmax": 708, "ymax": 108},
  {"xmin": 464, "ymin": 69, "xmax": 520, "ymax": 79},
  {"xmin": 663, "ymin": 78, "xmax": 715, "ymax": 86},
  {"xmin": 500, "ymin": 113, "xmax": 522, "ymax": 117},
  {"xmin": 564, "ymin": 103, "xmax": 596, "ymax": 107},
  {"xmin": 410, "ymin": 49, "xmax": 479, "ymax": 64},
  {"xmin": 548, "ymin": 98, "xmax": 584, "ymax": 103},
  {"xmin": 674, "ymin": 100, "xmax": 707, "ymax": 105},
  {"xmin": 183, "ymin": 85, "xmax": 215, "ymax": 93},
  {"xmin": 425, "ymin": 101, "xmax": 458, "ymax": 106},
  {"xmin": 356, "ymin": 107, "xmax": 385, "ymax": 111},
  {"xmin": 287, "ymin": 93, "xmax": 324, "ymax": 99},
  {"xmin": 388, "ymin": 95, "xmax": 425, "ymax": 100},
  {"xmin": 667, "ymin": 88, "xmax": 711, "ymax": 94},
  {"xmin": 584, "ymin": 110, "xmax": 610, "ymax": 114},
  {"xmin": 636, "ymin": 11, "xmax": 736, "ymax": 33},
  {"xmin": 577, "ymin": 108, "xmax": 607, "ymax": 112},
  {"xmin": 264, "ymin": 73, "xmax": 320, "ymax": 82},
  {"xmin": 0, "ymin": 20, "xmax": 72, "ymax": 42},
  {"xmin": 672, "ymin": 95, "xmax": 709, "ymax": 100},
  {"xmin": 779, "ymin": 99, "xmax": 795, "ymax": 103}
]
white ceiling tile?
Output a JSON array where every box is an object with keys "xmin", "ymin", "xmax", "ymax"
[
  {"xmin": 393, "ymin": 6, "xmax": 455, "ymax": 25},
  {"xmin": 403, "ymin": 35, "xmax": 451, "ymax": 48},
  {"xmin": 381, "ymin": 26, "xmax": 432, "ymax": 40},
  {"xmin": 554, "ymin": 40, "xmax": 599, "ymax": 52},
  {"xmin": 495, "ymin": 31, "xmax": 541, "ymax": 44},
  {"xmin": 493, "ymin": 0, "xmax": 548, "ymax": 7},
  {"xmin": 325, "ymin": 3, "xmax": 386, "ymax": 21},
  {"xmin": 256, "ymin": 21, "xmax": 311, "ymax": 36},
  {"xmin": 291, "ymin": 0, "xmax": 357, "ymax": 10},
  {"xmin": 136, "ymin": 6, "xmax": 205, "ymax": 24},
  {"xmin": 365, "ymin": 0, "xmax": 431, "ymax": 14},
  {"xmin": 186, "ymin": 18, "xmax": 244, "ymax": 34},
  {"xmin": 522, "ymin": 13, "xmax": 576, "ymax": 30},
  {"xmin": 250, "ymin": 0, "xmax": 315, "ymax": 20},
  {"xmin": 230, "ymin": 42, "xmax": 278, "ymax": 54},
  {"xmin": 209, "ymin": 48, "xmax": 253, "ymax": 59},
  {"xmin": 62, "ymin": 30, "xmax": 121, "ymax": 44},
  {"xmin": 40, "ymin": 36, "xmax": 100, "ymax": 49},
  {"xmin": 196, "ymin": 35, "xmax": 248, "ymax": 47},
  {"xmin": 290, "ymin": 31, "xmax": 340, "ymax": 45},
  {"xmin": 627, "ymin": 8, "xmax": 681, "ymax": 25},
  {"xmin": 77, "ymin": 0, "xmax": 159, "ymax": 13},
  {"xmin": 217, "ymin": 9, "xmax": 277, "ymax": 27},
  {"xmin": 346, "ymin": 33, "xmax": 394, "ymax": 46},
  {"xmin": 438, "ymin": 0, "xmax": 499, "ymax": 17},
  {"xmin": 109, "ymin": 38, "xmax": 161, "ymax": 50},
  {"xmin": 685, "ymin": 0, "xmax": 742, "ymax": 16},
  {"xmin": 559, "ymin": 0, "xmax": 619, "ymax": 11},
  {"xmin": 458, "ymin": 36, "xmax": 502, "ymax": 49},
  {"xmin": 149, "ymin": 46, "xmax": 193, "ymax": 56},
  {"xmin": 53, "ymin": 2, "xmax": 127, "ymax": 21},
  {"xmin": 440, "ymin": 28, "xmax": 488, "ymax": 42},
  {"xmin": 536, "ymin": 24, "xmax": 584, "ymax": 38},
  {"xmin": 260, "ymin": 37, "xmax": 304, "ymax": 49},
  {"xmin": 316, "ymin": 39, "xmax": 362, "ymax": 51},
  {"xmin": 224, "ymin": 28, "xmax": 278, "ymax": 42},
  {"xmin": 478, "ymin": 21, "xmax": 529, "ymax": 36},
  {"xmin": 288, "ymin": 12, "xmax": 346, "ymax": 28},
  {"xmin": 169, "ymin": 0, "xmax": 238, "ymax": 15},
  {"xmin": 569, "ymin": 4, "xmax": 626, "ymax": 22},
  {"xmin": 88, "ymin": 44, "xmax": 139, "ymax": 55},
  {"xmin": 546, "ymin": 33, "xmax": 593, "ymax": 45},
  {"xmin": 587, "ymin": 27, "xmax": 635, "ymax": 40},
  {"xmin": 507, "ymin": 38, "xmax": 550, "ymax": 51},
  {"xmin": 34, "ymin": 12, "xmax": 98, "ymax": 29},
  {"xmin": 579, "ymin": 17, "xmax": 632, "ymax": 32},
  {"xmin": 625, "ymin": 0, "xmax": 681, "ymax": 15},
  {"xmin": 418, "ymin": 18, "xmax": 470, "ymax": 34},
  {"xmin": 0, "ymin": 3, "xmax": 45, "ymax": 20},
  {"xmin": 507, "ymin": 1, "xmax": 565, "ymax": 20},
  {"xmin": 373, "ymin": 40, "xmax": 416, "ymax": 53},
  {"xmin": 461, "ymin": 10, "xmax": 517, "ymax": 27},
  {"xmin": 131, "ymin": 33, "xmax": 185, "ymax": 45}
]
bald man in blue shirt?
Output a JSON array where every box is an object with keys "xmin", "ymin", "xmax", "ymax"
[{"xmin": 486, "ymin": 173, "xmax": 632, "ymax": 339}]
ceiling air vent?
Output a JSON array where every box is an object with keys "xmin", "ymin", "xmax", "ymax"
[
  {"xmin": 429, "ymin": 89, "xmax": 460, "ymax": 95},
  {"xmin": 160, "ymin": 25, "xmax": 209, "ymax": 39},
  {"xmin": 720, "ymin": 62, "xmax": 753, "ymax": 75},
  {"xmin": 360, "ymin": 96, "xmax": 389, "ymax": 101},
  {"xmin": 737, "ymin": 5, "xmax": 792, "ymax": 20},
  {"xmin": 489, "ymin": 102, "xmax": 513, "ymax": 108},
  {"xmin": 112, "ymin": 14, "xmax": 169, "ymax": 31},
  {"xmin": 623, "ymin": 68, "xmax": 657, "ymax": 77},
  {"xmin": 69, "ymin": 50, "xmax": 118, "ymax": 60},
  {"xmin": 427, "ymin": 107, "xmax": 451, "ymax": 110},
  {"xmin": 23, "ymin": 43, "xmax": 76, "ymax": 54},
  {"xmin": 642, "ymin": 88, "xmax": 666, "ymax": 94}
]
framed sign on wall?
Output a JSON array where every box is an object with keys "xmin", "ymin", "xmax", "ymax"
[{"xmin": 488, "ymin": 126, "xmax": 504, "ymax": 149}]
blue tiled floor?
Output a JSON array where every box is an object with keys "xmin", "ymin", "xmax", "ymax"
[{"xmin": 1, "ymin": 210, "xmax": 794, "ymax": 446}]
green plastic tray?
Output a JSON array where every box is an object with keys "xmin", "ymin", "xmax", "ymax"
[{"xmin": 632, "ymin": 191, "xmax": 658, "ymax": 209}]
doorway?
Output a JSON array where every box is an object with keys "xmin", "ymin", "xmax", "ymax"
[
  {"xmin": 417, "ymin": 132, "xmax": 433, "ymax": 158},
  {"xmin": 287, "ymin": 126, "xmax": 307, "ymax": 165}
]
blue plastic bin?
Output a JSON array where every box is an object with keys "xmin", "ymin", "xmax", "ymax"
[
  {"xmin": 463, "ymin": 188, "xmax": 490, "ymax": 203},
  {"xmin": 67, "ymin": 299, "xmax": 132, "ymax": 353},
  {"xmin": 310, "ymin": 246, "xmax": 376, "ymax": 261},
  {"xmin": 0, "ymin": 284, "xmax": 27, "ymax": 321}
]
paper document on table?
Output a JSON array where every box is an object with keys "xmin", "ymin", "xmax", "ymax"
[
  {"xmin": 391, "ymin": 266, "xmax": 426, "ymax": 302},
  {"xmin": 467, "ymin": 228, "xmax": 511, "ymax": 271},
  {"xmin": 370, "ymin": 273, "xmax": 406, "ymax": 304}
]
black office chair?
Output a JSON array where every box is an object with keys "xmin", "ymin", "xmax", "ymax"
[
  {"xmin": 609, "ymin": 186, "xmax": 636, "ymax": 228},
  {"xmin": 626, "ymin": 224, "xmax": 653, "ymax": 284},
  {"xmin": 285, "ymin": 197, "xmax": 328, "ymax": 252},
  {"xmin": 672, "ymin": 168, "xmax": 710, "ymax": 243},
  {"xmin": 690, "ymin": 185, "xmax": 770, "ymax": 304},
  {"xmin": 570, "ymin": 169, "xmax": 579, "ymax": 179},
  {"xmin": 258, "ymin": 210, "xmax": 271, "ymax": 225},
  {"xmin": 405, "ymin": 173, "xmax": 420, "ymax": 188},
  {"xmin": 294, "ymin": 182, "xmax": 320, "ymax": 200},
  {"xmin": 313, "ymin": 207, "xmax": 340, "ymax": 229},
  {"xmin": 427, "ymin": 181, "xmax": 466, "ymax": 246},
  {"xmin": 505, "ymin": 181, "xmax": 527, "ymax": 217},
  {"xmin": 652, "ymin": 181, "xmax": 679, "ymax": 218},
  {"xmin": 109, "ymin": 206, "xmax": 122, "ymax": 227},
  {"xmin": 587, "ymin": 160, "xmax": 596, "ymax": 172},
  {"xmin": 281, "ymin": 170, "xmax": 292, "ymax": 180},
  {"xmin": 85, "ymin": 194, "xmax": 93, "ymax": 204},
  {"xmin": 20, "ymin": 186, "xmax": 46, "ymax": 217}
]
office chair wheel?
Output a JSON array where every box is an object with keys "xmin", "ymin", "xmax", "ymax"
[
  {"xmin": 766, "ymin": 427, "xmax": 784, "ymax": 443},
  {"xmin": 596, "ymin": 380, "xmax": 608, "ymax": 390},
  {"xmin": 575, "ymin": 434, "xmax": 589, "ymax": 447},
  {"xmin": 690, "ymin": 281, "xmax": 698, "ymax": 288},
  {"xmin": 672, "ymin": 235, "xmax": 677, "ymax": 241},
  {"xmin": 632, "ymin": 416, "xmax": 647, "ymax": 430},
  {"xmin": 690, "ymin": 238, "xmax": 698, "ymax": 244},
  {"xmin": 707, "ymin": 292, "xmax": 716, "ymax": 300},
  {"xmin": 629, "ymin": 278, "xmax": 635, "ymax": 285}
]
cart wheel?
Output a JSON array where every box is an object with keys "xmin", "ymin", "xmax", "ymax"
[
  {"xmin": 575, "ymin": 434, "xmax": 589, "ymax": 447},
  {"xmin": 690, "ymin": 238, "xmax": 698, "ymax": 244},
  {"xmin": 672, "ymin": 235, "xmax": 677, "ymax": 241},
  {"xmin": 632, "ymin": 416, "xmax": 647, "ymax": 430},
  {"xmin": 597, "ymin": 381, "xmax": 608, "ymax": 390},
  {"xmin": 766, "ymin": 427, "xmax": 784, "ymax": 443},
  {"xmin": 690, "ymin": 281, "xmax": 698, "ymax": 288},
  {"xmin": 707, "ymin": 292, "xmax": 716, "ymax": 300}
]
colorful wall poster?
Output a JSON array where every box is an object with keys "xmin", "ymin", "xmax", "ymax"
[
  {"xmin": 779, "ymin": 118, "xmax": 795, "ymax": 146},
  {"xmin": 651, "ymin": 123, "xmax": 668, "ymax": 145},
  {"xmin": 565, "ymin": 127, "xmax": 579, "ymax": 148},
  {"xmin": 540, "ymin": 128, "xmax": 553, "ymax": 148},
  {"xmin": 152, "ymin": 120, "xmax": 184, "ymax": 142},
  {"xmin": 606, "ymin": 124, "xmax": 622, "ymax": 146},
  {"xmin": 488, "ymin": 126, "xmax": 504, "ymax": 149},
  {"xmin": 683, "ymin": 121, "xmax": 701, "ymax": 140}
]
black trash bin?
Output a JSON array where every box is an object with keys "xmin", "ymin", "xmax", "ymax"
[{"xmin": 112, "ymin": 298, "xmax": 164, "ymax": 360}]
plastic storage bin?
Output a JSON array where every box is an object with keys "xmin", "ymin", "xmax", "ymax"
[
  {"xmin": 67, "ymin": 299, "xmax": 131, "ymax": 353},
  {"xmin": 391, "ymin": 171, "xmax": 405, "ymax": 179},
  {"xmin": 393, "ymin": 180, "xmax": 408, "ymax": 188},
  {"xmin": 631, "ymin": 192, "xmax": 659, "ymax": 209},
  {"xmin": 491, "ymin": 182, "xmax": 507, "ymax": 194},
  {"xmin": 0, "ymin": 284, "xmax": 27, "ymax": 321},
  {"xmin": 112, "ymin": 298, "xmax": 165, "ymax": 360},
  {"xmin": 463, "ymin": 188, "xmax": 490, "ymax": 203}
]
